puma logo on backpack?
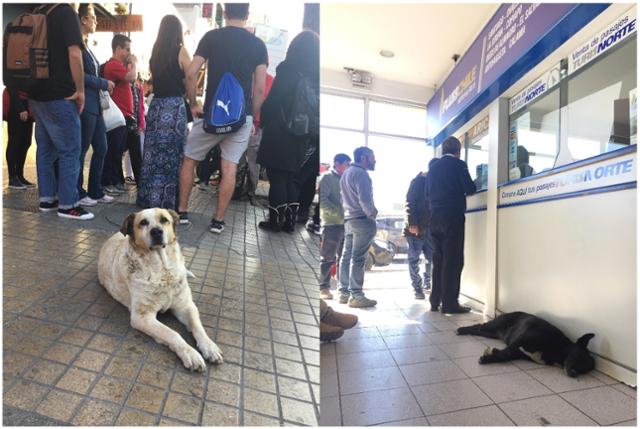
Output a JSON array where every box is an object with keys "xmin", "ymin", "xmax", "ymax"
[
  {"xmin": 216, "ymin": 99, "xmax": 231, "ymax": 116},
  {"xmin": 204, "ymin": 72, "xmax": 246, "ymax": 135},
  {"xmin": 3, "ymin": 4, "xmax": 60, "ymax": 95}
]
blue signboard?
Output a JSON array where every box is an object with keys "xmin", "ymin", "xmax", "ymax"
[{"xmin": 427, "ymin": 3, "xmax": 610, "ymax": 146}]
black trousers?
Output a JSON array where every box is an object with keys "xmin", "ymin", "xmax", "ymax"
[
  {"xmin": 296, "ymin": 148, "xmax": 319, "ymax": 217},
  {"xmin": 429, "ymin": 211, "xmax": 465, "ymax": 310},
  {"xmin": 6, "ymin": 111, "xmax": 34, "ymax": 177},
  {"xmin": 266, "ymin": 167, "xmax": 298, "ymax": 207},
  {"xmin": 122, "ymin": 129, "xmax": 142, "ymax": 183}
]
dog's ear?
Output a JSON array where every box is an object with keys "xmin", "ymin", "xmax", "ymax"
[
  {"xmin": 576, "ymin": 333, "xmax": 595, "ymax": 348},
  {"xmin": 167, "ymin": 209, "xmax": 180, "ymax": 232},
  {"xmin": 120, "ymin": 213, "xmax": 136, "ymax": 237}
]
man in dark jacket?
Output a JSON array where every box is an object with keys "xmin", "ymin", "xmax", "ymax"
[
  {"xmin": 403, "ymin": 158, "xmax": 439, "ymax": 300},
  {"xmin": 428, "ymin": 137, "xmax": 476, "ymax": 314}
]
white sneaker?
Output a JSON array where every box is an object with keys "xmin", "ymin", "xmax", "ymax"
[
  {"xmin": 79, "ymin": 196, "xmax": 98, "ymax": 207},
  {"xmin": 98, "ymin": 194, "xmax": 114, "ymax": 203}
]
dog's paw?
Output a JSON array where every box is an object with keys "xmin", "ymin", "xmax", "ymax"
[
  {"xmin": 178, "ymin": 346, "xmax": 207, "ymax": 372},
  {"xmin": 199, "ymin": 338, "xmax": 224, "ymax": 364},
  {"xmin": 455, "ymin": 328, "xmax": 464, "ymax": 335}
]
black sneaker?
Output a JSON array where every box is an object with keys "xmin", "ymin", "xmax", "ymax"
[
  {"xmin": 414, "ymin": 290, "xmax": 426, "ymax": 300},
  {"xmin": 8, "ymin": 176, "xmax": 26, "ymax": 189},
  {"xmin": 39, "ymin": 200, "xmax": 59, "ymax": 212},
  {"xmin": 18, "ymin": 177, "xmax": 36, "ymax": 188},
  {"xmin": 178, "ymin": 211, "xmax": 190, "ymax": 225},
  {"xmin": 57, "ymin": 206, "xmax": 95, "ymax": 220},
  {"xmin": 209, "ymin": 219, "xmax": 225, "ymax": 233}
]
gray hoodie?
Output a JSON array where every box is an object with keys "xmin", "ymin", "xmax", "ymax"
[{"xmin": 340, "ymin": 162, "xmax": 378, "ymax": 220}]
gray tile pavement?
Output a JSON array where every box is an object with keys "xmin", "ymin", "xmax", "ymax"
[{"xmin": 3, "ymin": 162, "xmax": 320, "ymax": 426}]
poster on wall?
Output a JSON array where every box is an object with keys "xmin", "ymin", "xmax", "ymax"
[{"xmin": 254, "ymin": 23, "xmax": 288, "ymax": 76}]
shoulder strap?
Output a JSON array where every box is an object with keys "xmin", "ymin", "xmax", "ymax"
[{"xmin": 33, "ymin": 3, "xmax": 62, "ymax": 15}]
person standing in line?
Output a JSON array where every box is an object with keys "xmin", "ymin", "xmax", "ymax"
[
  {"xmin": 178, "ymin": 3, "xmax": 268, "ymax": 233},
  {"xmin": 427, "ymin": 136, "xmax": 476, "ymax": 314},
  {"xmin": 28, "ymin": 3, "xmax": 95, "ymax": 220},
  {"xmin": 4, "ymin": 85, "xmax": 35, "ymax": 189},
  {"xmin": 319, "ymin": 153, "xmax": 351, "ymax": 300},
  {"xmin": 76, "ymin": 3, "xmax": 115, "ymax": 207},
  {"xmin": 338, "ymin": 147, "xmax": 378, "ymax": 308},
  {"xmin": 102, "ymin": 34, "xmax": 136, "ymax": 196},
  {"xmin": 257, "ymin": 30, "xmax": 319, "ymax": 233},
  {"xmin": 404, "ymin": 158, "xmax": 439, "ymax": 300},
  {"xmin": 136, "ymin": 15, "xmax": 191, "ymax": 210}
]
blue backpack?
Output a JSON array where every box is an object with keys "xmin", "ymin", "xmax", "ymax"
[{"xmin": 204, "ymin": 72, "xmax": 246, "ymax": 134}]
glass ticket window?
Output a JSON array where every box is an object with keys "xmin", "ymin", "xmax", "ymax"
[
  {"xmin": 566, "ymin": 37, "xmax": 637, "ymax": 160},
  {"xmin": 465, "ymin": 116, "xmax": 490, "ymax": 190},
  {"xmin": 508, "ymin": 87, "xmax": 561, "ymax": 179}
]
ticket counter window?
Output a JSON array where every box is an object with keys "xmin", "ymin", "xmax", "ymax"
[
  {"xmin": 465, "ymin": 127, "xmax": 489, "ymax": 191},
  {"xmin": 508, "ymin": 88, "xmax": 561, "ymax": 178},
  {"xmin": 566, "ymin": 37, "xmax": 637, "ymax": 160}
]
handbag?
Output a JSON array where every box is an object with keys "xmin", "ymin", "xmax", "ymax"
[
  {"xmin": 99, "ymin": 90, "xmax": 110, "ymax": 110},
  {"xmin": 102, "ymin": 94, "xmax": 125, "ymax": 132}
]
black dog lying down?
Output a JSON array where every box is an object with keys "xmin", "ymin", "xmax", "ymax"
[{"xmin": 456, "ymin": 311, "xmax": 595, "ymax": 377}]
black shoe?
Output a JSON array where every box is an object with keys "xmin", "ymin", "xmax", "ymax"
[
  {"xmin": 442, "ymin": 305, "xmax": 471, "ymax": 314},
  {"xmin": 57, "ymin": 206, "xmax": 95, "ymax": 220},
  {"xmin": 178, "ymin": 211, "xmax": 190, "ymax": 225},
  {"xmin": 414, "ymin": 290, "xmax": 425, "ymax": 300},
  {"xmin": 430, "ymin": 305, "xmax": 440, "ymax": 312},
  {"xmin": 282, "ymin": 203, "xmax": 299, "ymax": 233},
  {"xmin": 8, "ymin": 176, "xmax": 26, "ymax": 189},
  {"xmin": 18, "ymin": 176, "xmax": 36, "ymax": 188},
  {"xmin": 39, "ymin": 200, "xmax": 59, "ymax": 212},
  {"xmin": 258, "ymin": 205, "xmax": 284, "ymax": 232},
  {"xmin": 209, "ymin": 218, "xmax": 225, "ymax": 233}
]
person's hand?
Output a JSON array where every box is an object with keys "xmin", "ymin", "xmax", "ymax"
[
  {"xmin": 191, "ymin": 104, "xmax": 203, "ymax": 119},
  {"xmin": 251, "ymin": 123, "xmax": 256, "ymax": 136},
  {"xmin": 107, "ymin": 80, "xmax": 115, "ymax": 94},
  {"xmin": 65, "ymin": 91, "xmax": 85, "ymax": 114},
  {"xmin": 128, "ymin": 54, "xmax": 138, "ymax": 65},
  {"xmin": 19, "ymin": 111, "xmax": 28, "ymax": 122},
  {"xmin": 409, "ymin": 225, "xmax": 419, "ymax": 235}
]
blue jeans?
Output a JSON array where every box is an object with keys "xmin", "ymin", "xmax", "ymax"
[
  {"xmin": 407, "ymin": 233, "xmax": 433, "ymax": 291},
  {"xmin": 102, "ymin": 125, "xmax": 127, "ymax": 187},
  {"xmin": 30, "ymin": 99, "xmax": 81, "ymax": 209},
  {"xmin": 78, "ymin": 111, "xmax": 107, "ymax": 199},
  {"xmin": 339, "ymin": 218, "xmax": 377, "ymax": 297}
]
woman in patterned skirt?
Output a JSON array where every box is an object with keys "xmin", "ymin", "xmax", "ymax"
[{"xmin": 137, "ymin": 15, "xmax": 192, "ymax": 209}]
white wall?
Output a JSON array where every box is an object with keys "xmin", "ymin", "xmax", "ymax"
[
  {"xmin": 321, "ymin": 68, "xmax": 433, "ymax": 105},
  {"xmin": 461, "ymin": 209, "xmax": 488, "ymax": 306},
  {"xmin": 496, "ymin": 186, "xmax": 636, "ymax": 384}
]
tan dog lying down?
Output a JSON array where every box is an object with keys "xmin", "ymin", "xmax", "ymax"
[{"xmin": 98, "ymin": 208, "xmax": 223, "ymax": 371}]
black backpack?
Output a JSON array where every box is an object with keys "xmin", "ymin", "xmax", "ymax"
[
  {"xmin": 3, "ymin": 4, "xmax": 60, "ymax": 94},
  {"xmin": 282, "ymin": 73, "xmax": 318, "ymax": 137}
]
